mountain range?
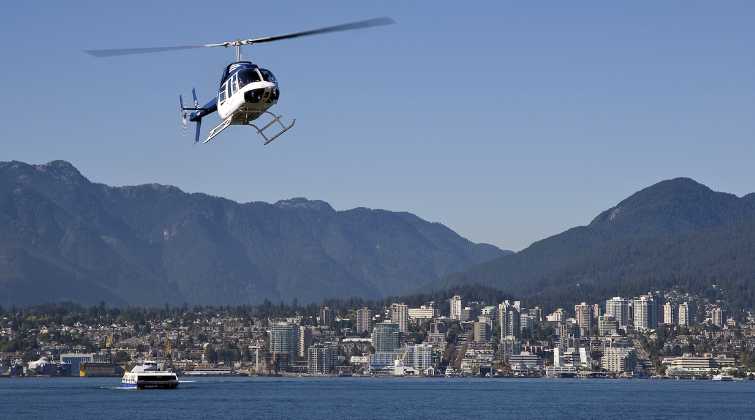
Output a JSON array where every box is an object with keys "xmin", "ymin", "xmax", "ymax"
[
  {"xmin": 0, "ymin": 160, "xmax": 506, "ymax": 306},
  {"xmin": 4, "ymin": 160, "xmax": 754, "ymax": 310},
  {"xmin": 444, "ymin": 177, "xmax": 755, "ymax": 310}
]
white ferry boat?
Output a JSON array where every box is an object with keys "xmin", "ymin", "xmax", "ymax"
[{"xmin": 121, "ymin": 361, "xmax": 179, "ymax": 389}]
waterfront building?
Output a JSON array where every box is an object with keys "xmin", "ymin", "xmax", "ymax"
[
  {"xmin": 663, "ymin": 302, "xmax": 676, "ymax": 325},
  {"xmin": 59, "ymin": 353, "xmax": 94, "ymax": 377},
  {"xmin": 450, "ymin": 295, "xmax": 463, "ymax": 321},
  {"xmin": 473, "ymin": 321, "xmax": 490, "ymax": 343},
  {"xmin": 319, "ymin": 306, "xmax": 335, "ymax": 328},
  {"xmin": 665, "ymin": 354, "xmax": 717, "ymax": 377},
  {"xmin": 356, "ymin": 307, "xmax": 372, "ymax": 334},
  {"xmin": 605, "ymin": 297, "xmax": 630, "ymax": 328},
  {"xmin": 307, "ymin": 343, "xmax": 337, "ymax": 375},
  {"xmin": 601, "ymin": 347, "xmax": 636, "ymax": 373},
  {"xmin": 298, "ymin": 326, "xmax": 313, "ymax": 358},
  {"xmin": 270, "ymin": 322, "xmax": 299, "ymax": 370},
  {"xmin": 404, "ymin": 344, "xmax": 433, "ymax": 372},
  {"xmin": 553, "ymin": 347, "xmax": 573, "ymax": 368},
  {"xmin": 372, "ymin": 322, "xmax": 400, "ymax": 352},
  {"xmin": 509, "ymin": 351, "xmax": 543, "ymax": 375},
  {"xmin": 575, "ymin": 302, "xmax": 592, "ymax": 337},
  {"xmin": 391, "ymin": 303, "xmax": 409, "ymax": 333},
  {"xmin": 369, "ymin": 322, "xmax": 403, "ymax": 372}
]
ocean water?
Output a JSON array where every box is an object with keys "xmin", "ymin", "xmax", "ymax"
[{"xmin": 1, "ymin": 376, "xmax": 754, "ymax": 419}]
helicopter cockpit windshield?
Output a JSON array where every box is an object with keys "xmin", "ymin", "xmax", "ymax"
[
  {"xmin": 259, "ymin": 69, "xmax": 277, "ymax": 83},
  {"xmin": 237, "ymin": 68, "xmax": 261, "ymax": 87}
]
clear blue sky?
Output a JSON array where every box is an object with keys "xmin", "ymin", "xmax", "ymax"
[{"xmin": 1, "ymin": 1, "xmax": 754, "ymax": 251}]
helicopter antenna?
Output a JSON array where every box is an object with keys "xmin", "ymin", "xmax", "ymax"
[{"xmin": 84, "ymin": 17, "xmax": 395, "ymax": 59}]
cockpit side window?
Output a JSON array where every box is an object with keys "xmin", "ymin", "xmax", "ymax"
[
  {"xmin": 219, "ymin": 83, "xmax": 227, "ymax": 104},
  {"xmin": 230, "ymin": 74, "xmax": 239, "ymax": 96}
]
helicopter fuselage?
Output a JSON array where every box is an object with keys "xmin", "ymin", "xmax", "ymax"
[
  {"xmin": 184, "ymin": 61, "xmax": 293, "ymax": 144},
  {"xmin": 216, "ymin": 61, "xmax": 279, "ymax": 123}
]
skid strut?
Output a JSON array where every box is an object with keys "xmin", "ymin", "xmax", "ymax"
[{"xmin": 204, "ymin": 116, "xmax": 233, "ymax": 144}]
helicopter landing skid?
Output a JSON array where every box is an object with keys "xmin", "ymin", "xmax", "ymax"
[
  {"xmin": 203, "ymin": 116, "xmax": 232, "ymax": 144},
  {"xmin": 249, "ymin": 111, "xmax": 296, "ymax": 145}
]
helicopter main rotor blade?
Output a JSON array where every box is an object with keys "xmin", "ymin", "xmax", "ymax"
[
  {"xmin": 242, "ymin": 17, "xmax": 395, "ymax": 45},
  {"xmin": 83, "ymin": 17, "xmax": 395, "ymax": 58},
  {"xmin": 84, "ymin": 45, "xmax": 210, "ymax": 58}
]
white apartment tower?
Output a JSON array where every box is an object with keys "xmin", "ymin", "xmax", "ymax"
[
  {"xmin": 450, "ymin": 295, "xmax": 463, "ymax": 321},
  {"xmin": 678, "ymin": 302, "xmax": 690, "ymax": 327},
  {"xmin": 605, "ymin": 297, "xmax": 630, "ymax": 328},
  {"xmin": 391, "ymin": 303, "xmax": 409, "ymax": 333},
  {"xmin": 575, "ymin": 302, "xmax": 592, "ymax": 337}
]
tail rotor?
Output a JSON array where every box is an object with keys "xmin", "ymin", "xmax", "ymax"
[
  {"xmin": 179, "ymin": 95, "xmax": 188, "ymax": 129},
  {"xmin": 179, "ymin": 88, "xmax": 208, "ymax": 143}
]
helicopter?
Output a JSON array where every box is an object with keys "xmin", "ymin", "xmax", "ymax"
[{"xmin": 85, "ymin": 17, "xmax": 394, "ymax": 145}]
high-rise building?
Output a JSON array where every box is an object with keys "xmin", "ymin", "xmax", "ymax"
[
  {"xmin": 575, "ymin": 302, "xmax": 592, "ymax": 337},
  {"xmin": 473, "ymin": 321, "xmax": 491, "ymax": 343},
  {"xmin": 606, "ymin": 297, "xmax": 630, "ymax": 328},
  {"xmin": 372, "ymin": 322, "xmax": 400, "ymax": 352},
  {"xmin": 450, "ymin": 295, "xmax": 463, "ymax": 320},
  {"xmin": 601, "ymin": 347, "xmax": 636, "ymax": 373},
  {"xmin": 319, "ymin": 306, "xmax": 335, "ymax": 328},
  {"xmin": 356, "ymin": 307, "xmax": 372, "ymax": 334},
  {"xmin": 270, "ymin": 322, "xmax": 299, "ymax": 369},
  {"xmin": 592, "ymin": 304, "xmax": 602, "ymax": 323},
  {"xmin": 530, "ymin": 306, "xmax": 543, "ymax": 324},
  {"xmin": 712, "ymin": 306, "xmax": 724, "ymax": 327},
  {"xmin": 369, "ymin": 322, "xmax": 402, "ymax": 371},
  {"xmin": 500, "ymin": 336, "xmax": 521, "ymax": 362},
  {"xmin": 663, "ymin": 302, "xmax": 676, "ymax": 325},
  {"xmin": 632, "ymin": 295, "xmax": 657, "ymax": 331},
  {"xmin": 498, "ymin": 300, "xmax": 520, "ymax": 340},
  {"xmin": 678, "ymin": 302, "xmax": 690, "ymax": 327},
  {"xmin": 404, "ymin": 344, "xmax": 433, "ymax": 372},
  {"xmin": 519, "ymin": 311, "xmax": 535, "ymax": 335},
  {"xmin": 598, "ymin": 315, "xmax": 618, "ymax": 336},
  {"xmin": 391, "ymin": 303, "xmax": 409, "ymax": 333},
  {"xmin": 307, "ymin": 343, "xmax": 337, "ymax": 375},
  {"xmin": 298, "ymin": 326, "xmax": 313, "ymax": 358}
]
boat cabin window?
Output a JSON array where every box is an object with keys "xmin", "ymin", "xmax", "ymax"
[
  {"xmin": 259, "ymin": 69, "xmax": 276, "ymax": 83},
  {"xmin": 237, "ymin": 68, "xmax": 262, "ymax": 88}
]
